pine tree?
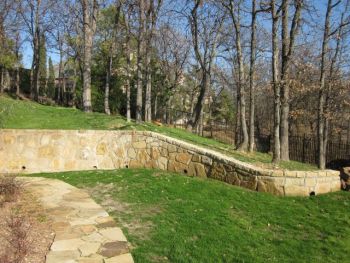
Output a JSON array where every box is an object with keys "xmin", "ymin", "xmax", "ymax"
[
  {"xmin": 47, "ymin": 57, "xmax": 55, "ymax": 99},
  {"xmin": 39, "ymin": 33, "xmax": 47, "ymax": 95}
]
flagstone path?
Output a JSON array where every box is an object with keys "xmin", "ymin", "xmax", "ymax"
[{"xmin": 20, "ymin": 177, "xmax": 134, "ymax": 263}]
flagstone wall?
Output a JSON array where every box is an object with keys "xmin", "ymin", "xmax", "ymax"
[{"xmin": 0, "ymin": 129, "xmax": 340, "ymax": 196}]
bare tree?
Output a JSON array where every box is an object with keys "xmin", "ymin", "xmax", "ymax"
[
  {"xmin": 270, "ymin": 0, "xmax": 281, "ymax": 163},
  {"xmin": 19, "ymin": 0, "xmax": 42, "ymax": 101},
  {"xmin": 248, "ymin": 0, "xmax": 257, "ymax": 152},
  {"xmin": 279, "ymin": 0, "xmax": 303, "ymax": 161},
  {"xmin": 223, "ymin": 0, "xmax": 249, "ymax": 151},
  {"xmin": 134, "ymin": 0, "xmax": 146, "ymax": 122},
  {"xmin": 318, "ymin": 0, "xmax": 350, "ymax": 169},
  {"xmin": 122, "ymin": 2, "xmax": 133, "ymax": 122},
  {"xmin": 80, "ymin": 0, "xmax": 98, "ymax": 112},
  {"xmin": 156, "ymin": 23, "xmax": 190, "ymax": 122},
  {"xmin": 186, "ymin": 0, "xmax": 225, "ymax": 131},
  {"xmin": 0, "ymin": 0, "xmax": 17, "ymax": 93},
  {"xmin": 144, "ymin": 0, "xmax": 163, "ymax": 122}
]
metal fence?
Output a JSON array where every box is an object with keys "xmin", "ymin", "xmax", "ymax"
[{"xmin": 166, "ymin": 109, "xmax": 350, "ymax": 165}]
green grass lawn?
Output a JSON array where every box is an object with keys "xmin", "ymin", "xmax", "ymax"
[
  {"xmin": 0, "ymin": 95, "xmax": 317, "ymax": 171},
  {"xmin": 33, "ymin": 169, "xmax": 350, "ymax": 263}
]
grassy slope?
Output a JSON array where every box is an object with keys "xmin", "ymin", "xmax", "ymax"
[
  {"xmin": 0, "ymin": 95, "xmax": 317, "ymax": 171},
  {"xmin": 34, "ymin": 169, "xmax": 350, "ymax": 263}
]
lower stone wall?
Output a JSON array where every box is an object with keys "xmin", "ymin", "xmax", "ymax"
[{"xmin": 0, "ymin": 129, "xmax": 340, "ymax": 196}]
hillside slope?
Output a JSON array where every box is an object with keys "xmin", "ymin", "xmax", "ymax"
[{"xmin": 0, "ymin": 95, "xmax": 317, "ymax": 171}]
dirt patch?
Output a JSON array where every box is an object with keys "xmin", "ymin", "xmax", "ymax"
[
  {"xmin": 86, "ymin": 183, "xmax": 162, "ymax": 245},
  {"xmin": 0, "ymin": 177, "xmax": 54, "ymax": 263}
]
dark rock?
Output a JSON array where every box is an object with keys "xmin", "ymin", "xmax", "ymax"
[{"xmin": 98, "ymin": 241, "xmax": 129, "ymax": 258}]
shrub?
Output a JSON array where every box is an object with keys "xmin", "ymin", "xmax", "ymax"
[{"xmin": 0, "ymin": 176, "xmax": 21, "ymax": 206}]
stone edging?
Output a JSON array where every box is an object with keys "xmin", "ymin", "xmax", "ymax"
[{"xmin": 20, "ymin": 177, "xmax": 134, "ymax": 263}]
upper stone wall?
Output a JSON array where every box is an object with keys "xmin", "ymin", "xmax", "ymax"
[{"xmin": 0, "ymin": 129, "xmax": 340, "ymax": 196}]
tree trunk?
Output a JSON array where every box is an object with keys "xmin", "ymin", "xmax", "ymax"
[
  {"xmin": 154, "ymin": 94, "xmax": 158, "ymax": 119},
  {"xmin": 124, "ymin": 11, "xmax": 132, "ymax": 122},
  {"xmin": 71, "ymin": 65, "xmax": 77, "ymax": 108},
  {"xmin": 144, "ymin": 51, "xmax": 152, "ymax": 121},
  {"xmin": 280, "ymin": 0, "xmax": 290, "ymax": 161},
  {"xmin": 136, "ymin": 0, "xmax": 145, "ymax": 123},
  {"xmin": 271, "ymin": 0, "xmax": 281, "ymax": 163},
  {"xmin": 235, "ymin": 102, "xmax": 241, "ymax": 147},
  {"xmin": 318, "ymin": 0, "xmax": 332, "ymax": 170},
  {"xmin": 234, "ymin": 7, "xmax": 248, "ymax": 151},
  {"xmin": 82, "ymin": 26, "xmax": 93, "ymax": 112},
  {"xmin": 62, "ymin": 72, "xmax": 66, "ymax": 105},
  {"xmin": 28, "ymin": 0, "xmax": 41, "ymax": 102},
  {"xmin": 104, "ymin": 55, "xmax": 112, "ymax": 115},
  {"xmin": 187, "ymin": 72, "xmax": 208, "ymax": 131},
  {"xmin": 15, "ymin": 66, "xmax": 20, "ymax": 96},
  {"xmin": 144, "ymin": 0, "xmax": 161, "ymax": 122},
  {"xmin": 280, "ymin": 0, "xmax": 302, "ymax": 161},
  {"xmin": 248, "ymin": 0, "xmax": 257, "ymax": 152},
  {"xmin": 126, "ymin": 79, "xmax": 131, "ymax": 122},
  {"xmin": 32, "ymin": 28, "xmax": 40, "ymax": 102},
  {"xmin": 81, "ymin": 0, "xmax": 98, "ymax": 113},
  {"xmin": 125, "ymin": 40, "xmax": 131, "ymax": 122},
  {"xmin": 33, "ymin": 45, "xmax": 40, "ymax": 102},
  {"xmin": 57, "ymin": 51, "xmax": 63, "ymax": 104}
]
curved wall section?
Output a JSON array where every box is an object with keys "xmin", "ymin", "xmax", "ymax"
[{"xmin": 0, "ymin": 129, "xmax": 340, "ymax": 196}]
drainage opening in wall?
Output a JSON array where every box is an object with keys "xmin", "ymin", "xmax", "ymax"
[
  {"xmin": 22, "ymin": 166, "xmax": 26, "ymax": 170},
  {"xmin": 309, "ymin": 191, "xmax": 316, "ymax": 196},
  {"xmin": 93, "ymin": 165, "xmax": 97, "ymax": 169},
  {"xmin": 125, "ymin": 165, "xmax": 129, "ymax": 169},
  {"xmin": 184, "ymin": 169, "xmax": 188, "ymax": 174}
]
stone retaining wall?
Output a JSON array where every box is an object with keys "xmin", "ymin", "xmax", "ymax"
[{"xmin": 0, "ymin": 129, "xmax": 340, "ymax": 196}]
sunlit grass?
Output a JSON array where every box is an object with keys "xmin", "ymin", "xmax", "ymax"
[{"xmin": 33, "ymin": 169, "xmax": 350, "ymax": 263}]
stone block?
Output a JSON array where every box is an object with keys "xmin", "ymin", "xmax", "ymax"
[
  {"xmin": 190, "ymin": 163, "xmax": 207, "ymax": 178},
  {"xmin": 136, "ymin": 149, "xmax": 149, "ymax": 164},
  {"xmin": 210, "ymin": 163, "xmax": 226, "ymax": 181},
  {"xmin": 129, "ymin": 160, "xmax": 143, "ymax": 168},
  {"xmin": 225, "ymin": 171, "xmax": 239, "ymax": 185},
  {"xmin": 158, "ymin": 157, "xmax": 168, "ymax": 170},
  {"xmin": 257, "ymin": 180, "xmax": 284, "ymax": 196},
  {"xmin": 38, "ymin": 145, "xmax": 55, "ymax": 157},
  {"xmin": 96, "ymin": 143, "xmax": 107, "ymax": 155},
  {"xmin": 151, "ymin": 147, "xmax": 160, "ymax": 159},
  {"xmin": 3, "ymin": 134, "xmax": 15, "ymax": 144},
  {"xmin": 167, "ymin": 144, "xmax": 177, "ymax": 153},
  {"xmin": 240, "ymin": 176, "xmax": 257, "ymax": 191},
  {"xmin": 285, "ymin": 177, "xmax": 304, "ymax": 187},
  {"xmin": 127, "ymin": 148, "xmax": 136, "ymax": 159},
  {"xmin": 304, "ymin": 177, "xmax": 317, "ymax": 187},
  {"xmin": 202, "ymin": 156, "xmax": 212, "ymax": 165},
  {"xmin": 132, "ymin": 141, "xmax": 146, "ymax": 149},
  {"xmin": 160, "ymin": 147, "xmax": 168, "ymax": 157},
  {"xmin": 168, "ymin": 160, "xmax": 187, "ymax": 173},
  {"xmin": 64, "ymin": 161, "xmax": 76, "ymax": 171},
  {"xmin": 192, "ymin": 155, "xmax": 201, "ymax": 162},
  {"xmin": 315, "ymin": 183, "xmax": 331, "ymax": 194},
  {"xmin": 284, "ymin": 185, "xmax": 308, "ymax": 196},
  {"xmin": 331, "ymin": 180, "xmax": 341, "ymax": 192},
  {"xmin": 99, "ymin": 227, "xmax": 127, "ymax": 242},
  {"xmin": 175, "ymin": 153, "xmax": 192, "ymax": 165}
]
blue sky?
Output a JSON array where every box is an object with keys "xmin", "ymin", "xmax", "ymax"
[{"xmin": 20, "ymin": 0, "xmax": 336, "ymax": 69}]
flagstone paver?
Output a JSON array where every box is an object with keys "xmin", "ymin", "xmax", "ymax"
[{"xmin": 20, "ymin": 177, "xmax": 134, "ymax": 263}]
